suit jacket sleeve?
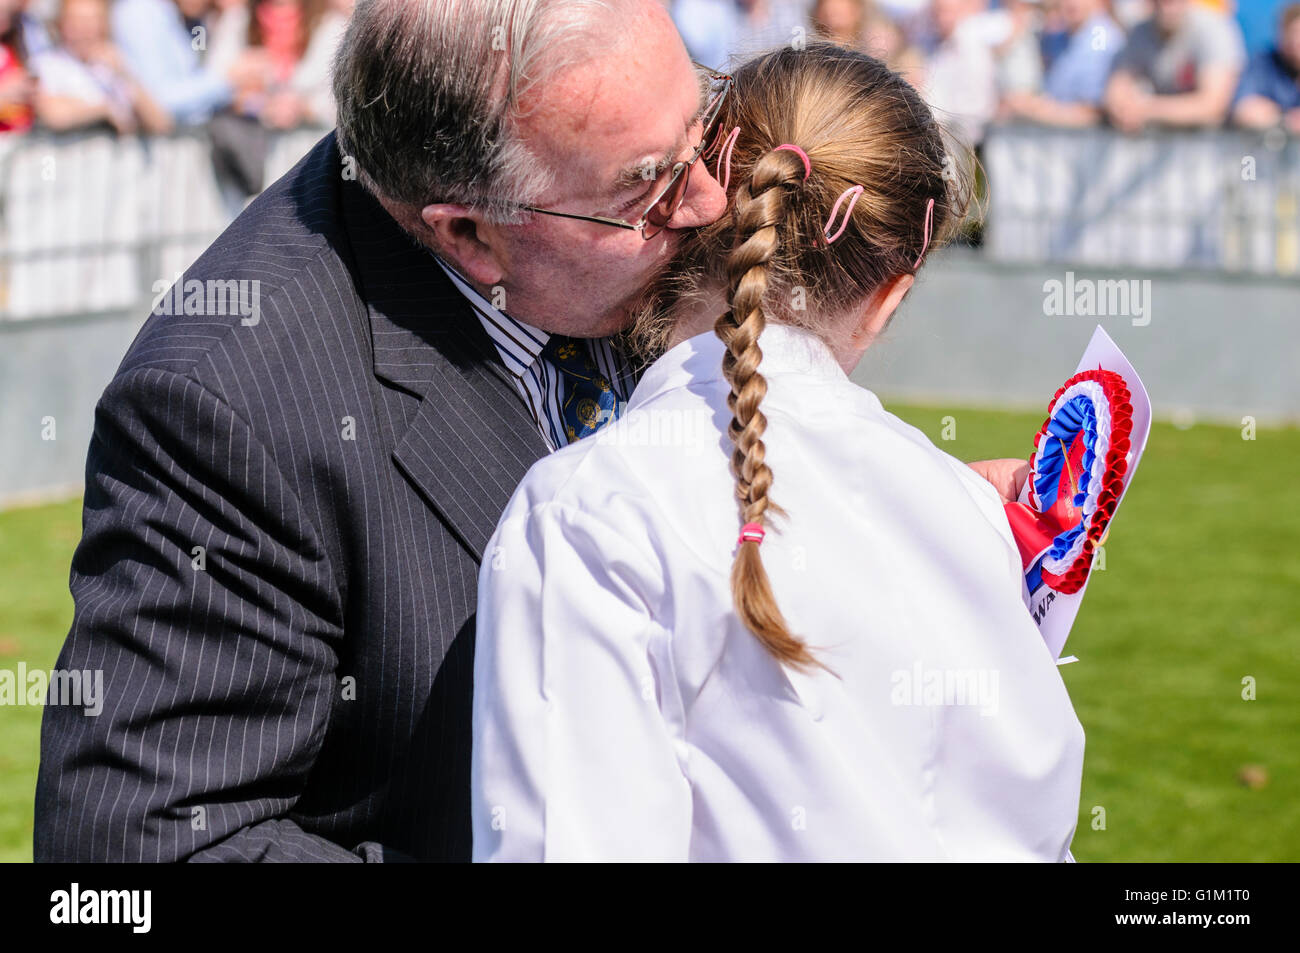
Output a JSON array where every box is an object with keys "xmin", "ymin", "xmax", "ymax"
[{"xmin": 34, "ymin": 365, "xmax": 388, "ymax": 862}]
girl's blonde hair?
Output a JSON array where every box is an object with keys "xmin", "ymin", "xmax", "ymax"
[{"xmin": 629, "ymin": 43, "xmax": 974, "ymax": 673}]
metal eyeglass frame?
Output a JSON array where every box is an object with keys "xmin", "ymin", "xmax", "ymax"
[{"xmin": 510, "ymin": 66, "xmax": 734, "ymax": 240}]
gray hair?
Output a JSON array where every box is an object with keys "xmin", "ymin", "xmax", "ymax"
[{"xmin": 333, "ymin": 0, "xmax": 633, "ymax": 225}]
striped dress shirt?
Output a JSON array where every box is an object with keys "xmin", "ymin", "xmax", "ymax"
[{"xmin": 432, "ymin": 255, "xmax": 636, "ymax": 451}]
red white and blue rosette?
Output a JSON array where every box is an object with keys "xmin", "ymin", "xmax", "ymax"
[{"xmin": 1005, "ymin": 368, "xmax": 1134, "ymax": 595}]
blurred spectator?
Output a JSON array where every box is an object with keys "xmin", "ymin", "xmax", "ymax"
[
  {"xmin": 111, "ymin": 0, "xmax": 237, "ymax": 125},
  {"xmin": 207, "ymin": 0, "xmax": 348, "ymax": 199},
  {"xmin": 1039, "ymin": 0, "xmax": 1073, "ymax": 69},
  {"xmin": 1110, "ymin": 0, "xmax": 1153, "ymax": 30},
  {"xmin": 17, "ymin": 0, "xmax": 53, "ymax": 58},
  {"xmin": 205, "ymin": 0, "xmax": 253, "ymax": 77},
  {"xmin": 809, "ymin": 0, "xmax": 925, "ymax": 84},
  {"xmin": 876, "ymin": 0, "xmax": 927, "ymax": 24},
  {"xmin": 175, "ymin": 0, "xmax": 210, "ymax": 31},
  {"xmin": 31, "ymin": 0, "xmax": 171, "ymax": 134},
  {"xmin": 1, "ymin": 0, "xmax": 35, "ymax": 132},
  {"xmin": 1232, "ymin": 2, "xmax": 1300, "ymax": 132},
  {"xmin": 1237, "ymin": 0, "xmax": 1290, "ymax": 59},
  {"xmin": 810, "ymin": 0, "xmax": 870, "ymax": 49},
  {"xmin": 671, "ymin": 0, "xmax": 808, "ymax": 70},
  {"xmin": 212, "ymin": 0, "xmax": 346, "ymax": 129},
  {"xmin": 1104, "ymin": 0, "xmax": 1245, "ymax": 131},
  {"xmin": 671, "ymin": 0, "xmax": 732, "ymax": 68},
  {"xmin": 924, "ymin": 0, "xmax": 999, "ymax": 146},
  {"xmin": 862, "ymin": 6, "xmax": 926, "ymax": 84},
  {"xmin": 973, "ymin": 0, "xmax": 1045, "ymax": 95},
  {"xmin": 1000, "ymin": 0, "xmax": 1123, "ymax": 126},
  {"xmin": 875, "ymin": 0, "xmax": 933, "ymax": 54}
]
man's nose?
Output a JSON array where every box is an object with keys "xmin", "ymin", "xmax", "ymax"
[{"xmin": 666, "ymin": 156, "xmax": 728, "ymax": 230}]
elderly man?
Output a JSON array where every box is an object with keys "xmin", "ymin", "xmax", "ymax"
[
  {"xmin": 35, "ymin": 0, "xmax": 725, "ymax": 863},
  {"xmin": 34, "ymin": 0, "xmax": 1024, "ymax": 862}
]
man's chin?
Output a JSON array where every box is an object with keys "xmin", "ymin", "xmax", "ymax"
[
  {"xmin": 579, "ymin": 262, "xmax": 679, "ymax": 339},
  {"xmin": 578, "ymin": 305, "xmax": 641, "ymax": 339},
  {"xmin": 622, "ymin": 235, "xmax": 690, "ymax": 313},
  {"xmin": 544, "ymin": 232, "xmax": 691, "ymax": 339}
]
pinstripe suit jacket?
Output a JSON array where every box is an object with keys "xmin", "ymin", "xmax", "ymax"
[{"xmin": 34, "ymin": 132, "xmax": 551, "ymax": 862}]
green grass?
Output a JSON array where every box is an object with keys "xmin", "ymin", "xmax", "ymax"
[
  {"xmin": 1, "ymin": 404, "xmax": 1297, "ymax": 862},
  {"xmin": 0, "ymin": 498, "xmax": 80, "ymax": 863},
  {"xmin": 889, "ymin": 403, "xmax": 1300, "ymax": 862}
]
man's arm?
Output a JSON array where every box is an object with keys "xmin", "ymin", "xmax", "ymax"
[
  {"xmin": 34, "ymin": 366, "xmax": 382, "ymax": 862},
  {"xmin": 1104, "ymin": 68, "xmax": 1147, "ymax": 132},
  {"xmin": 1141, "ymin": 65, "xmax": 1239, "ymax": 127},
  {"xmin": 111, "ymin": 3, "xmax": 231, "ymax": 125},
  {"xmin": 1001, "ymin": 91, "xmax": 1103, "ymax": 127},
  {"xmin": 1232, "ymin": 94, "xmax": 1282, "ymax": 128}
]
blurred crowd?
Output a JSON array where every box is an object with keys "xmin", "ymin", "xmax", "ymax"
[
  {"xmin": 0, "ymin": 0, "xmax": 1297, "ymax": 154},
  {"xmin": 674, "ymin": 0, "xmax": 1300, "ymax": 145},
  {"xmin": 0, "ymin": 0, "xmax": 349, "ymax": 143}
]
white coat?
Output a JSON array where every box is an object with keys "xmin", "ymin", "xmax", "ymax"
[{"xmin": 472, "ymin": 323, "xmax": 1085, "ymax": 861}]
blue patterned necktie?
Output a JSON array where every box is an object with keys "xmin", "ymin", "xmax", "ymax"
[{"xmin": 541, "ymin": 335, "xmax": 624, "ymax": 442}]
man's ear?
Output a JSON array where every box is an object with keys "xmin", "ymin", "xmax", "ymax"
[
  {"xmin": 852, "ymin": 273, "xmax": 915, "ymax": 346},
  {"xmin": 420, "ymin": 204, "xmax": 508, "ymax": 286}
]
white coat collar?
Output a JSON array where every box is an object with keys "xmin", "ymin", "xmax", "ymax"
[{"xmin": 628, "ymin": 323, "xmax": 848, "ymax": 411}]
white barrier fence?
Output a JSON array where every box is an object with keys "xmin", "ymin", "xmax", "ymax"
[
  {"xmin": 0, "ymin": 128, "xmax": 327, "ymax": 320},
  {"xmin": 5, "ymin": 126, "xmax": 1296, "ymax": 504},
  {"xmin": 984, "ymin": 124, "xmax": 1300, "ymax": 276},
  {"xmin": 2, "ymin": 126, "xmax": 1298, "ymax": 322}
]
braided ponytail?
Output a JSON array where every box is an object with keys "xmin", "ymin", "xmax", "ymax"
[
  {"xmin": 624, "ymin": 42, "xmax": 973, "ymax": 675},
  {"xmin": 717, "ymin": 149, "xmax": 831, "ymax": 676}
]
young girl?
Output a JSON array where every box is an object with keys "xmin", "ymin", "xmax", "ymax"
[{"xmin": 471, "ymin": 42, "xmax": 1084, "ymax": 862}]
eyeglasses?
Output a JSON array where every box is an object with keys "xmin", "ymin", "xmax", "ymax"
[{"xmin": 512, "ymin": 67, "xmax": 734, "ymax": 240}]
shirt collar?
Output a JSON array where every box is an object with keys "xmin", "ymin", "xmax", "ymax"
[
  {"xmin": 628, "ymin": 323, "xmax": 850, "ymax": 410},
  {"xmin": 431, "ymin": 254, "xmax": 550, "ymax": 377}
]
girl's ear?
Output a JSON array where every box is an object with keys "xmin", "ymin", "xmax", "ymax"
[{"xmin": 852, "ymin": 273, "xmax": 914, "ymax": 346}]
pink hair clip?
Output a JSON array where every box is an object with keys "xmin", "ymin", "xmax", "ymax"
[
  {"xmin": 738, "ymin": 522, "xmax": 765, "ymax": 545},
  {"xmin": 715, "ymin": 125, "xmax": 740, "ymax": 192},
  {"xmin": 913, "ymin": 197, "xmax": 935, "ymax": 268},
  {"xmin": 724, "ymin": 141, "xmax": 931, "ymax": 260},
  {"xmin": 773, "ymin": 143, "xmax": 811, "ymax": 181},
  {"xmin": 823, "ymin": 185, "xmax": 864, "ymax": 244}
]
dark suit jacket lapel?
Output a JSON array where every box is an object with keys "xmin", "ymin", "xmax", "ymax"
[{"xmin": 339, "ymin": 171, "xmax": 550, "ymax": 562}]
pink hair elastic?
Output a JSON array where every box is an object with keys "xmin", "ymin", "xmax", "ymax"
[
  {"xmin": 913, "ymin": 197, "xmax": 935, "ymax": 268},
  {"xmin": 823, "ymin": 185, "xmax": 864, "ymax": 244},
  {"xmin": 735, "ymin": 141, "xmax": 933, "ymax": 259},
  {"xmin": 773, "ymin": 143, "xmax": 811, "ymax": 181},
  {"xmin": 715, "ymin": 125, "xmax": 740, "ymax": 192},
  {"xmin": 738, "ymin": 522, "xmax": 766, "ymax": 545}
]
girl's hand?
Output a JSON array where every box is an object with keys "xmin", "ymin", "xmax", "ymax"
[{"xmin": 968, "ymin": 458, "xmax": 1030, "ymax": 504}]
